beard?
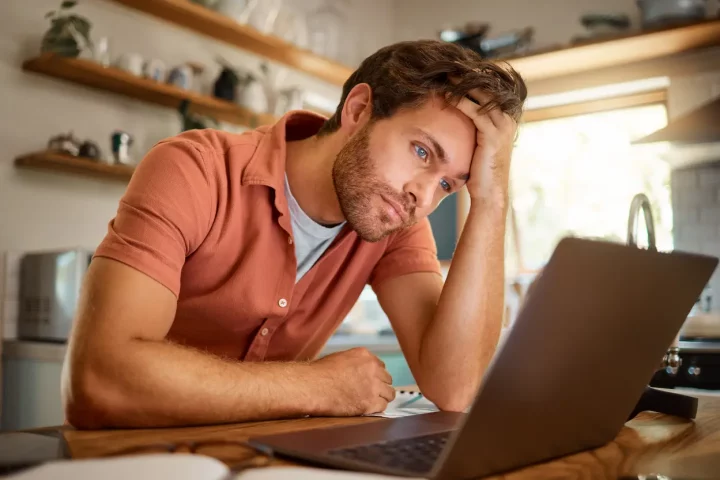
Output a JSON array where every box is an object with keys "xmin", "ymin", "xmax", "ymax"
[{"xmin": 332, "ymin": 123, "xmax": 417, "ymax": 242}]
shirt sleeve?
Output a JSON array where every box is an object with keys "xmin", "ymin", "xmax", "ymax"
[
  {"xmin": 369, "ymin": 218, "xmax": 442, "ymax": 291},
  {"xmin": 93, "ymin": 138, "xmax": 216, "ymax": 297}
]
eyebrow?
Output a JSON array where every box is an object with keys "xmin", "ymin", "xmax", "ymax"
[
  {"xmin": 412, "ymin": 128, "xmax": 470, "ymax": 184},
  {"xmin": 413, "ymin": 128, "xmax": 448, "ymax": 165}
]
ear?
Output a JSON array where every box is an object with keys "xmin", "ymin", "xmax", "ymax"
[{"xmin": 339, "ymin": 83, "xmax": 372, "ymax": 137}]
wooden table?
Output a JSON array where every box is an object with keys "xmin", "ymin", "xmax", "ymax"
[{"xmin": 55, "ymin": 395, "xmax": 720, "ymax": 479}]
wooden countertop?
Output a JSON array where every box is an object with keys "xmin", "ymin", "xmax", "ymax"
[{"xmin": 56, "ymin": 395, "xmax": 720, "ymax": 479}]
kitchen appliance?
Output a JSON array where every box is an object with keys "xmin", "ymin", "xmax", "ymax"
[
  {"xmin": 17, "ymin": 249, "xmax": 92, "ymax": 343},
  {"xmin": 627, "ymin": 193, "xmax": 720, "ymax": 390},
  {"xmin": 637, "ymin": 0, "xmax": 708, "ymax": 29}
]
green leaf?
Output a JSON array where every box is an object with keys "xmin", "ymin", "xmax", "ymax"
[
  {"xmin": 45, "ymin": 11, "xmax": 56, "ymax": 18},
  {"xmin": 61, "ymin": 1, "xmax": 77, "ymax": 9}
]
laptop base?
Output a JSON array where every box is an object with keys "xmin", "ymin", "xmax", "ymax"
[{"xmin": 628, "ymin": 386, "xmax": 698, "ymax": 421}]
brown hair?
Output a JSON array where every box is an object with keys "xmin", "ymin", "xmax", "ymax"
[{"xmin": 317, "ymin": 40, "xmax": 527, "ymax": 135}]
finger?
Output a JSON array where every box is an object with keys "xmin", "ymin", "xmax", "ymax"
[
  {"xmin": 487, "ymin": 108, "xmax": 506, "ymax": 128},
  {"xmin": 372, "ymin": 355, "xmax": 386, "ymax": 370},
  {"xmin": 379, "ymin": 383, "xmax": 397, "ymax": 403},
  {"xmin": 454, "ymin": 97, "xmax": 498, "ymax": 132},
  {"xmin": 366, "ymin": 398, "xmax": 389, "ymax": 415},
  {"xmin": 378, "ymin": 367, "xmax": 393, "ymax": 385}
]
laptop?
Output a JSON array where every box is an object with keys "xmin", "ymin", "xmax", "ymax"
[{"xmin": 249, "ymin": 237, "xmax": 718, "ymax": 479}]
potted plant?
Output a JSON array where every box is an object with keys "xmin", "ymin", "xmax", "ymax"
[{"xmin": 41, "ymin": 1, "xmax": 93, "ymax": 58}]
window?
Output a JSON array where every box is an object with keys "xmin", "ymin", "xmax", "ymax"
[{"xmin": 506, "ymin": 91, "xmax": 672, "ymax": 274}]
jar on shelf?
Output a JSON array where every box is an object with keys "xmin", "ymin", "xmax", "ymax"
[{"xmin": 307, "ymin": 1, "xmax": 347, "ymax": 61}]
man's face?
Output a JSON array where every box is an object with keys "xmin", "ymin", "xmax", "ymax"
[{"xmin": 333, "ymin": 96, "xmax": 476, "ymax": 242}]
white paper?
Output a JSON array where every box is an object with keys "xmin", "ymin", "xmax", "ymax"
[
  {"xmin": 4, "ymin": 454, "xmax": 229, "ymax": 480},
  {"xmin": 369, "ymin": 391, "xmax": 439, "ymax": 418}
]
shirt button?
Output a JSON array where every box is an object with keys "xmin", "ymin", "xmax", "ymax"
[
  {"xmin": 261, "ymin": 328, "xmax": 269, "ymax": 336},
  {"xmin": 288, "ymin": 236, "xmax": 293, "ymax": 245},
  {"xmin": 278, "ymin": 298, "xmax": 288, "ymax": 308}
]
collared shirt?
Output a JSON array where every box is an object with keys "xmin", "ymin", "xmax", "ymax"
[{"xmin": 94, "ymin": 111, "xmax": 442, "ymax": 361}]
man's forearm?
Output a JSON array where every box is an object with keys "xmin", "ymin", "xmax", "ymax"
[
  {"xmin": 64, "ymin": 338, "xmax": 321, "ymax": 428},
  {"xmin": 418, "ymin": 199, "xmax": 507, "ymax": 410}
]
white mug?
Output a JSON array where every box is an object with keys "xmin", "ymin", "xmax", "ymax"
[
  {"xmin": 143, "ymin": 58, "xmax": 167, "ymax": 82},
  {"xmin": 116, "ymin": 53, "xmax": 144, "ymax": 76}
]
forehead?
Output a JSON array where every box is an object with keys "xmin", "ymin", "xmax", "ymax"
[{"xmin": 381, "ymin": 97, "xmax": 476, "ymax": 166}]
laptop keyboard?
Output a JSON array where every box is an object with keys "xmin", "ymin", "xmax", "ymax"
[{"xmin": 328, "ymin": 431, "xmax": 451, "ymax": 475}]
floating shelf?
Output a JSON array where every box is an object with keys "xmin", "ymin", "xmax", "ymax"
[
  {"xmin": 15, "ymin": 151, "xmax": 135, "ymax": 181},
  {"xmin": 108, "ymin": 0, "xmax": 720, "ymax": 84},
  {"xmin": 509, "ymin": 19, "xmax": 720, "ymax": 81},
  {"xmin": 23, "ymin": 54, "xmax": 277, "ymax": 128},
  {"xmin": 108, "ymin": 0, "xmax": 354, "ymax": 86}
]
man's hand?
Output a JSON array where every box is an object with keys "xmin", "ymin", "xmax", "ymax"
[
  {"xmin": 454, "ymin": 93, "xmax": 518, "ymax": 204},
  {"xmin": 310, "ymin": 348, "xmax": 396, "ymax": 416}
]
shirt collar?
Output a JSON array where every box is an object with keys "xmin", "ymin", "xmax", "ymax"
[{"xmin": 240, "ymin": 110, "xmax": 328, "ymax": 189}]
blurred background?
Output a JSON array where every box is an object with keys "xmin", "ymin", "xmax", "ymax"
[{"xmin": 2, "ymin": 0, "xmax": 720, "ymax": 430}]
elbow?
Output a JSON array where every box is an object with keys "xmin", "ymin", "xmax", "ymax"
[
  {"xmin": 62, "ymin": 355, "xmax": 127, "ymax": 430},
  {"xmin": 418, "ymin": 374, "xmax": 479, "ymax": 413},
  {"xmin": 427, "ymin": 391, "xmax": 474, "ymax": 413}
]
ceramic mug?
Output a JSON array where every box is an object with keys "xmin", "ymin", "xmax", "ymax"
[
  {"xmin": 116, "ymin": 53, "xmax": 144, "ymax": 76},
  {"xmin": 167, "ymin": 65, "xmax": 193, "ymax": 90},
  {"xmin": 143, "ymin": 58, "xmax": 167, "ymax": 82}
]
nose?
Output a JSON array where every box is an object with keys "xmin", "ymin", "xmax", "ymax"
[{"xmin": 405, "ymin": 175, "xmax": 436, "ymax": 212}]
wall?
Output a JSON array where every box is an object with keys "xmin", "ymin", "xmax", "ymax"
[
  {"xmin": 0, "ymin": 0, "xmax": 393, "ymax": 255},
  {"xmin": 668, "ymin": 70, "xmax": 720, "ymax": 303},
  {"xmin": 672, "ymin": 161, "xmax": 720, "ymax": 302}
]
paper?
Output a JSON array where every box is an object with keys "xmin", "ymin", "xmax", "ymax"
[{"xmin": 369, "ymin": 391, "xmax": 439, "ymax": 418}]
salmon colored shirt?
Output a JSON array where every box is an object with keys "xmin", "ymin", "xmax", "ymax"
[{"xmin": 94, "ymin": 111, "xmax": 442, "ymax": 361}]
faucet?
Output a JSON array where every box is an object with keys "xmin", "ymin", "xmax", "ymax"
[
  {"xmin": 627, "ymin": 193, "xmax": 681, "ymax": 375},
  {"xmin": 627, "ymin": 193, "xmax": 657, "ymax": 251}
]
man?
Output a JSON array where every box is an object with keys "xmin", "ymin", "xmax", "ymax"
[{"xmin": 62, "ymin": 40, "xmax": 527, "ymax": 429}]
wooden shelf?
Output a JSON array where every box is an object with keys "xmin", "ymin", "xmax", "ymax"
[
  {"xmin": 15, "ymin": 151, "xmax": 135, "ymax": 181},
  {"xmin": 109, "ymin": 2, "xmax": 720, "ymax": 86},
  {"xmin": 108, "ymin": 0, "xmax": 354, "ymax": 86},
  {"xmin": 23, "ymin": 54, "xmax": 277, "ymax": 128},
  {"xmin": 509, "ymin": 19, "xmax": 720, "ymax": 82}
]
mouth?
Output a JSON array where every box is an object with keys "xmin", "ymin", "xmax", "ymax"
[{"xmin": 380, "ymin": 194, "xmax": 409, "ymax": 224}]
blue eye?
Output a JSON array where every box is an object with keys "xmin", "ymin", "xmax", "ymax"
[
  {"xmin": 414, "ymin": 145, "xmax": 428, "ymax": 161},
  {"xmin": 440, "ymin": 179, "xmax": 451, "ymax": 192}
]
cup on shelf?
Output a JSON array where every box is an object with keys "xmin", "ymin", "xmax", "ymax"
[
  {"xmin": 93, "ymin": 37, "xmax": 111, "ymax": 67},
  {"xmin": 143, "ymin": 58, "xmax": 167, "ymax": 82},
  {"xmin": 236, "ymin": 80, "xmax": 267, "ymax": 113},
  {"xmin": 111, "ymin": 131, "xmax": 134, "ymax": 166},
  {"xmin": 116, "ymin": 53, "xmax": 144, "ymax": 76},
  {"xmin": 167, "ymin": 64, "xmax": 193, "ymax": 90}
]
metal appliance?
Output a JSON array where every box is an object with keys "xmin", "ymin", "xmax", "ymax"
[
  {"xmin": 627, "ymin": 194, "xmax": 720, "ymax": 390},
  {"xmin": 17, "ymin": 249, "xmax": 93, "ymax": 343}
]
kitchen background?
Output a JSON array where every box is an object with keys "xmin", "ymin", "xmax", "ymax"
[{"xmin": 2, "ymin": 0, "xmax": 720, "ymax": 431}]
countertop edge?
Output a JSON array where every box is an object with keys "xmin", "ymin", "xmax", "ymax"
[
  {"xmin": 2, "ymin": 335, "xmax": 403, "ymax": 362},
  {"xmin": 2, "ymin": 340, "xmax": 67, "ymax": 362}
]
